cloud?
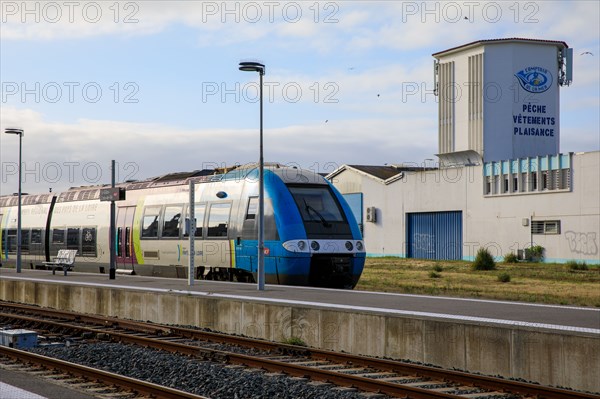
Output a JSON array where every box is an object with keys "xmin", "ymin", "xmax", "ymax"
[
  {"xmin": 0, "ymin": 106, "xmax": 436, "ymax": 195},
  {"xmin": 1, "ymin": 1, "xmax": 597, "ymax": 196},
  {"xmin": 2, "ymin": 1, "xmax": 598, "ymax": 59}
]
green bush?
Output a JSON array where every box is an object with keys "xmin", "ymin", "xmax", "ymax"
[
  {"xmin": 567, "ymin": 260, "xmax": 589, "ymax": 271},
  {"xmin": 429, "ymin": 271, "xmax": 441, "ymax": 278},
  {"xmin": 503, "ymin": 253, "xmax": 519, "ymax": 263},
  {"xmin": 472, "ymin": 248, "xmax": 496, "ymax": 270},
  {"xmin": 498, "ymin": 272, "xmax": 511, "ymax": 283},
  {"xmin": 283, "ymin": 337, "xmax": 307, "ymax": 346},
  {"xmin": 525, "ymin": 245, "xmax": 544, "ymax": 262},
  {"xmin": 433, "ymin": 265, "xmax": 443, "ymax": 272}
]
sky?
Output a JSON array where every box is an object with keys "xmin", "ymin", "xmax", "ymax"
[{"xmin": 1, "ymin": 0, "xmax": 598, "ymax": 195}]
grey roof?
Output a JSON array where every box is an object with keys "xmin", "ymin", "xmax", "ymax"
[
  {"xmin": 347, "ymin": 165, "xmax": 434, "ymax": 180},
  {"xmin": 347, "ymin": 165, "xmax": 404, "ymax": 180},
  {"xmin": 433, "ymin": 38, "xmax": 568, "ymax": 57}
]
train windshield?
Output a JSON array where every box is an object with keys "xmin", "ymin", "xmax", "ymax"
[{"xmin": 288, "ymin": 186, "xmax": 345, "ymax": 224}]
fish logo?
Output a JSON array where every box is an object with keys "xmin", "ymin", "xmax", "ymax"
[{"xmin": 515, "ymin": 66, "xmax": 553, "ymax": 93}]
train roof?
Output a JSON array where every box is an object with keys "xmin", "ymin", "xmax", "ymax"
[{"xmin": 0, "ymin": 164, "xmax": 327, "ymax": 207}]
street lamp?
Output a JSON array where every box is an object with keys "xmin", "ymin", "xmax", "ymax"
[
  {"xmin": 4, "ymin": 128, "xmax": 24, "ymax": 273},
  {"xmin": 239, "ymin": 61, "xmax": 266, "ymax": 291}
]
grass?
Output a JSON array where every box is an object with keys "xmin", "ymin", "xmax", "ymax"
[
  {"xmin": 282, "ymin": 337, "xmax": 307, "ymax": 346},
  {"xmin": 355, "ymin": 257, "xmax": 600, "ymax": 307}
]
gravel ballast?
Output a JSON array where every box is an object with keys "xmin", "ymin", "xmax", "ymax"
[{"xmin": 30, "ymin": 342, "xmax": 388, "ymax": 399}]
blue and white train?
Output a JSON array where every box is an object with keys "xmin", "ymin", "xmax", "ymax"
[{"xmin": 0, "ymin": 164, "xmax": 365, "ymax": 288}]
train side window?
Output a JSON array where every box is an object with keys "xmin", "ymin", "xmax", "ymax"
[
  {"xmin": 246, "ymin": 197, "xmax": 258, "ymax": 220},
  {"xmin": 52, "ymin": 228, "xmax": 65, "ymax": 244},
  {"xmin": 31, "ymin": 229, "xmax": 42, "ymax": 244},
  {"xmin": 82, "ymin": 227, "xmax": 97, "ymax": 257},
  {"xmin": 141, "ymin": 207, "xmax": 161, "ymax": 238},
  {"xmin": 117, "ymin": 228, "xmax": 123, "ymax": 256},
  {"xmin": 161, "ymin": 205, "xmax": 182, "ymax": 238},
  {"xmin": 207, "ymin": 203, "xmax": 231, "ymax": 238},
  {"xmin": 6, "ymin": 229, "xmax": 17, "ymax": 253},
  {"xmin": 125, "ymin": 227, "xmax": 131, "ymax": 257},
  {"xmin": 67, "ymin": 228, "xmax": 80, "ymax": 250},
  {"xmin": 21, "ymin": 229, "xmax": 30, "ymax": 253},
  {"xmin": 184, "ymin": 203, "xmax": 205, "ymax": 238}
]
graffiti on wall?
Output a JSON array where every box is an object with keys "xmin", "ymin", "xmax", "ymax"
[{"xmin": 565, "ymin": 231, "xmax": 598, "ymax": 255}]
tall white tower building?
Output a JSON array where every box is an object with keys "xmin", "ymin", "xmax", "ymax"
[{"xmin": 433, "ymin": 38, "xmax": 572, "ymax": 164}]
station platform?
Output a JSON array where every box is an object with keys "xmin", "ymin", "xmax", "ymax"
[
  {"xmin": 1, "ymin": 268, "xmax": 599, "ymax": 392},
  {"xmin": 0, "ymin": 369, "xmax": 97, "ymax": 399},
  {"xmin": 0, "ymin": 382, "xmax": 45, "ymax": 399}
]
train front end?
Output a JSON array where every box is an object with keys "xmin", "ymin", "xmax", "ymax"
[{"xmin": 266, "ymin": 168, "xmax": 366, "ymax": 289}]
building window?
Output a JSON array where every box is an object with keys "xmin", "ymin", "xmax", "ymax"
[
  {"xmin": 520, "ymin": 173, "xmax": 528, "ymax": 193},
  {"xmin": 531, "ymin": 172, "xmax": 537, "ymax": 191},
  {"xmin": 559, "ymin": 169, "xmax": 571, "ymax": 189},
  {"xmin": 513, "ymin": 176, "xmax": 518, "ymax": 192},
  {"xmin": 531, "ymin": 220, "xmax": 561, "ymax": 235}
]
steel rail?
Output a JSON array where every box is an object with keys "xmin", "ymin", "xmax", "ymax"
[
  {"xmin": 2, "ymin": 302, "xmax": 598, "ymax": 399},
  {"xmin": 0, "ymin": 302, "xmax": 172, "ymax": 335},
  {"xmin": 0, "ymin": 346, "xmax": 209, "ymax": 399},
  {"xmin": 0, "ymin": 311, "xmax": 461, "ymax": 398}
]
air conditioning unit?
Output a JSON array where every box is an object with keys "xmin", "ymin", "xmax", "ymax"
[{"xmin": 366, "ymin": 206, "xmax": 377, "ymax": 223}]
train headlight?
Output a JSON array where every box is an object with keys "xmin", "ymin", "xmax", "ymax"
[
  {"xmin": 310, "ymin": 241, "xmax": 320, "ymax": 251},
  {"xmin": 345, "ymin": 241, "xmax": 354, "ymax": 251},
  {"xmin": 297, "ymin": 240, "xmax": 306, "ymax": 251},
  {"xmin": 356, "ymin": 241, "xmax": 364, "ymax": 251}
]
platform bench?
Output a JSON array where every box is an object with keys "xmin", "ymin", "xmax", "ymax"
[{"xmin": 43, "ymin": 249, "xmax": 78, "ymax": 276}]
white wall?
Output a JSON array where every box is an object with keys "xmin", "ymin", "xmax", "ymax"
[
  {"xmin": 331, "ymin": 152, "xmax": 600, "ymax": 263},
  {"xmin": 485, "ymin": 42, "xmax": 560, "ymax": 161},
  {"xmin": 436, "ymin": 41, "xmax": 562, "ymax": 162}
]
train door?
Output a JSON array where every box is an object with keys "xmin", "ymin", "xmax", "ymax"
[
  {"xmin": 116, "ymin": 206, "xmax": 136, "ymax": 271},
  {"xmin": 0, "ymin": 213, "xmax": 3, "ymax": 260},
  {"xmin": 203, "ymin": 202, "xmax": 232, "ymax": 268}
]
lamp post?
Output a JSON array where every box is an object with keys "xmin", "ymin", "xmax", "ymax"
[
  {"xmin": 239, "ymin": 61, "xmax": 266, "ymax": 291},
  {"xmin": 4, "ymin": 128, "xmax": 24, "ymax": 273}
]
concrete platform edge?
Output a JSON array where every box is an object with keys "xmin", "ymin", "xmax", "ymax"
[{"xmin": 1, "ymin": 278, "xmax": 598, "ymax": 393}]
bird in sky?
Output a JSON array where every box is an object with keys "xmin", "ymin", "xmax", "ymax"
[{"xmin": 581, "ymin": 51, "xmax": 594, "ymax": 55}]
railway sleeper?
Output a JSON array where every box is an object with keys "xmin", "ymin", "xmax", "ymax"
[
  {"xmin": 196, "ymin": 348, "xmax": 229, "ymax": 363},
  {"xmin": 277, "ymin": 347, "xmax": 311, "ymax": 357},
  {"xmin": 462, "ymin": 393, "xmax": 512, "ymax": 398},
  {"xmin": 403, "ymin": 380, "xmax": 447, "ymax": 387}
]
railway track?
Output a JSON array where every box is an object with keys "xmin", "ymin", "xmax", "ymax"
[
  {"xmin": 1, "ymin": 301, "xmax": 598, "ymax": 399},
  {"xmin": 0, "ymin": 345, "xmax": 208, "ymax": 399}
]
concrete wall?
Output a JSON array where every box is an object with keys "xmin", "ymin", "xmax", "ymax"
[{"xmin": 1, "ymin": 279, "xmax": 598, "ymax": 392}]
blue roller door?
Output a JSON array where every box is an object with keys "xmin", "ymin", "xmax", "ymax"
[{"xmin": 407, "ymin": 211, "xmax": 462, "ymax": 260}]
